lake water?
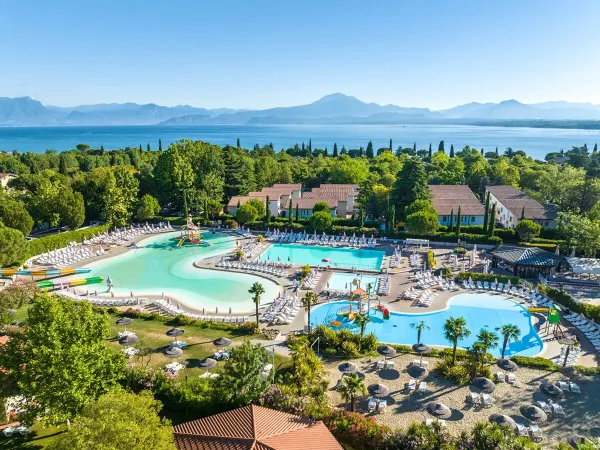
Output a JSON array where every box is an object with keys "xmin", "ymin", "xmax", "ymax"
[{"xmin": 1, "ymin": 124, "xmax": 599, "ymax": 160}]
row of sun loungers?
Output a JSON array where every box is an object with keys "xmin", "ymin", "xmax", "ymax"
[
  {"xmin": 150, "ymin": 299, "xmax": 250, "ymax": 323},
  {"xmin": 234, "ymin": 226, "xmax": 253, "ymax": 237},
  {"xmin": 564, "ymin": 312, "xmax": 600, "ymax": 353},
  {"xmin": 535, "ymin": 400, "xmax": 566, "ymax": 417},
  {"xmin": 559, "ymin": 345, "xmax": 581, "ymax": 366},
  {"xmin": 301, "ymin": 270, "xmax": 322, "ymax": 289},
  {"xmin": 216, "ymin": 260, "xmax": 289, "ymax": 277},
  {"xmin": 57, "ymin": 290, "xmax": 142, "ymax": 307},
  {"xmin": 495, "ymin": 371, "xmax": 517, "ymax": 384},
  {"xmin": 466, "ymin": 392, "xmax": 494, "ymax": 407},
  {"xmin": 377, "ymin": 275, "xmax": 390, "ymax": 295},
  {"xmin": 516, "ymin": 424, "xmax": 543, "ymax": 441},
  {"xmin": 264, "ymin": 231, "xmax": 378, "ymax": 248},
  {"xmin": 260, "ymin": 293, "xmax": 300, "ymax": 324},
  {"xmin": 367, "ymin": 397, "xmax": 387, "ymax": 413},
  {"xmin": 35, "ymin": 244, "xmax": 106, "ymax": 267},
  {"xmin": 240, "ymin": 241, "xmax": 265, "ymax": 258},
  {"xmin": 557, "ymin": 380, "xmax": 581, "ymax": 394}
]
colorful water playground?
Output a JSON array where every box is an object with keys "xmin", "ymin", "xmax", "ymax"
[{"xmin": 312, "ymin": 293, "xmax": 544, "ymax": 357}]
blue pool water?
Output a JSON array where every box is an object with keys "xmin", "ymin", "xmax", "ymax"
[
  {"xmin": 77, "ymin": 231, "xmax": 279, "ymax": 312},
  {"xmin": 259, "ymin": 243, "xmax": 385, "ymax": 270},
  {"xmin": 327, "ymin": 272, "xmax": 379, "ymax": 291},
  {"xmin": 310, "ymin": 293, "xmax": 544, "ymax": 357}
]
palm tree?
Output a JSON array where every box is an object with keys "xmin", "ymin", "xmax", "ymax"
[
  {"xmin": 476, "ymin": 329, "xmax": 499, "ymax": 358},
  {"xmin": 443, "ymin": 316, "xmax": 471, "ymax": 365},
  {"xmin": 467, "ymin": 342, "xmax": 486, "ymax": 380},
  {"xmin": 302, "ymin": 291, "xmax": 318, "ymax": 333},
  {"xmin": 248, "ymin": 282, "xmax": 265, "ymax": 327},
  {"xmin": 354, "ymin": 312, "xmax": 371, "ymax": 341},
  {"xmin": 339, "ymin": 373, "xmax": 367, "ymax": 412},
  {"xmin": 495, "ymin": 324, "xmax": 521, "ymax": 359},
  {"xmin": 410, "ymin": 320, "xmax": 430, "ymax": 344}
]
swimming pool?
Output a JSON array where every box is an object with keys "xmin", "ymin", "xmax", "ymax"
[
  {"xmin": 327, "ymin": 272, "xmax": 379, "ymax": 292},
  {"xmin": 310, "ymin": 293, "xmax": 544, "ymax": 357},
  {"xmin": 79, "ymin": 231, "xmax": 279, "ymax": 312},
  {"xmin": 259, "ymin": 243, "xmax": 385, "ymax": 270}
]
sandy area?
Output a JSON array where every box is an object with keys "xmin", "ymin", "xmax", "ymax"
[{"xmin": 324, "ymin": 353, "xmax": 600, "ymax": 446}]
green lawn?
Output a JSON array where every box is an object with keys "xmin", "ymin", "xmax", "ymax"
[{"xmin": 1, "ymin": 423, "xmax": 65, "ymax": 449}]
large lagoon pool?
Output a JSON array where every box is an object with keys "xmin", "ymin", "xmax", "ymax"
[
  {"xmin": 80, "ymin": 231, "xmax": 279, "ymax": 312},
  {"xmin": 310, "ymin": 293, "xmax": 544, "ymax": 357},
  {"xmin": 259, "ymin": 243, "xmax": 385, "ymax": 270},
  {"xmin": 327, "ymin": 272, "xmax": 379, "ymax": 291}
]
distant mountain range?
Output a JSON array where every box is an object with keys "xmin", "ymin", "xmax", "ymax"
[{"xmin": 2, "ymin": 93, "xmax": 600, "ymax": 127}]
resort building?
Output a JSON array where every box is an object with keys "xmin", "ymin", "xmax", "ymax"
[
  {"xmin": 491, "ymin": 245, "xmax": 566, "ymax": 277},
  {"xmin": 428, "ymin": 185, "xmax": 486, "ymax": 226},
  {"xmin": 485, "ymin": 185, "xmax": 558, "ymax": 229},
  {"xmin": 172, "ymin": 404, "xmax": 342, "ymax": 450},
  {"xmin": 0, "ymin": 173, "xmax": 16, "ymax": 188},
  {"xmin": 227, "ymin": 183, "xmax": 358, "ymax": 219}
]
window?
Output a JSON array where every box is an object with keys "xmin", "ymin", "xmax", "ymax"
[
  {"xmin": 442, "ymin": 216, "xmax": 447, "ymax": 222},
  {"xmin": 471, "ymin": 216, "xmax": 475, "ymax": 222}
]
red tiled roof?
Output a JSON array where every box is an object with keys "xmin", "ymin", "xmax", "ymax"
[
  {"xmin": 227, "ymin": 196, "xmax": 267, "ymax": 208},
  {"xmin": 173, "ymin": 405, "xmax": 341, "ymax": 450},
  {"xmin": 486, "ymin": 185, "xmax": 557, "ymax": 221},
  {"xmin": 429, "ymin": 185, "xmax": 485, "ymax": 216}
]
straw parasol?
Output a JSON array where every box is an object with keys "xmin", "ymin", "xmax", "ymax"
[
  {"xmin": 489, "ymin": 413, "xmax": 517, "ymax": 429},
  {"xmin": 165, "ymin": 346, "xmax": 184, "ymax": 358},
  {"xmin": 412, "ymin": 343, "xmax": 431, "ymax": 366},
  {"xmin": 567, "ymin": 435, "xmax": 592, "ymax": 449},
  {"xmin": 338, "ymin": 362, "xmax": 358, "ymax": 375},
  {"xmin": 213, "ymin": 337, "xmax": 232, "ymax": 348},
  {"xmin": 198, "ymin": 358, "xmax": 218, "ymax": 370},
  {"xmin": 119, "ymin": 334, "xmax": 138, "ymax": 346},
  {"xmin": 520, "ymin": 405, "xmax": 548, "ymax": 423},
  {"xmin": 377, "ymin": 345, "xmax": 397, "ymax": 359},
  {"xmin": 116, "ymin": 317, "xmax": 133, "ymax": 326},
  {"xmin": 539, "ymin": 382, "xmax": 564, "ymax": 398},
  {"xmin": 497, "ymin": 359, "xmax": 519, "ymax": 372},
  {"xmin": 367, "ymin": 383, "xmax": 390, "ymax": 398},
  {"xmin": 425, "ymin": 402, "xmax": 452, "ymax": 419},
  {"xmin": 166, "ymin": 328, "xmax": 185, "ymax": 337},
  {"xmin": 407, "ymin": 365, "xmax": 429, "ymax": 380},
  {"xmin": 472, "ymin": 377, "xmax": 496, "ymax": 393}
]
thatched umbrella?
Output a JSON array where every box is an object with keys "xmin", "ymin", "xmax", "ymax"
[
  {"xmin": 412, "ymin": 343, "xmax": 431, "ymax": 366},
  {"xmin": 213, "ymin": 337, "xmax": 232, "ymax": 348},
  {"xmin": 539, "ymin": 382, "xmax": 564, "ymax": 398},
  {"xmin": 198, "ymin": 357, "xmax": 217, "ymax": 370},
  {"xmin": 520, "ymin": 405, "xmax": 548, "ymax": 424},
  {"xmin": 407, "ymin": 364, "xmax": 429, "ymax": 380},
  {"xmin": 166, "ymin": 327, "xmax": 184, "ymax": 337},
  {"xmin": 489, "ymin": 414, "xmax": 517, "ymax": 429},
  {"xmin": 165, "ymin": 346, "xmax": 183, "ymax": 358},
  {"xmin": 472, "ymin": 377, "xmax": 496, "ymax": 393},
  {"xmin": 497, "ymin": 359, "xmax": 519, "ymax": 372},
  {"xmin": 425, "ymin": 402, "xmax": 452, "ymax": 419},
  {"xmin": 377, "ymin": 345, "xmax": 396, "ymax": 367},
  {"xmin": 567, "ymin": 435, "xmax": 592, "ymax": 449},
  {"xmin": 119, "ymin": 334, "xmax": 138, "ymax": 346},
  {"xmin": 338, "ymin": 362, "xmax": 358, "ymax": 375},
  {"xmin": 116, "ymin": 317, "xmax": 133, "ymax": 332},
  {"xmin": 367, "ymin": 383, "xmax": 390, "ymax": 398}
]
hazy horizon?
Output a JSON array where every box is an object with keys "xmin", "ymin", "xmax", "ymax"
[{"xmin": 1, "ymin": 0, "xmax": 599, "ymax": 109}]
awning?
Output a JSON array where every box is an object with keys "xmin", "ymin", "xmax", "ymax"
[{"xmin": 566, "ymin": 257, "xmax": 600, "ymax": 275}]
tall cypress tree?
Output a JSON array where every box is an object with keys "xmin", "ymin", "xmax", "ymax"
[
  {"xmin": 288, "ymin": 198, "xmax": 293, "ymax": 224},
  {"xmin": 389, "ymin": 138, "xmax": 393, "ymax": 152},
  {"xmin": 158, "ymin": 139, "xmax": 162, "ymax": 151},
  {"xmin": 483, "ymin": 192, "xmax": 490, "ymax": 232},
  {"xmin": 204, "ymin": 199, "xmax": 209, "ymax": 222},
  {"xmin": 481, "ymin": 148, "xmax": 484, "ymax": 155},
  {"xmin": 366, "ymin": 141, "xmax": 374, "ymax": 158},
  {"xmin": 308, "ymin": 139, "xmax": 312, "ymax": 152},
  {"xmin": 495, "ymin": 146, "xmax": 499, "ymax": 156},
  {"xmin": 100, "ymin": 144, "xmax": 105, "ymax": 152},
  {"xmin": 147, "ymin": 143, "xmax": 150, "ymax": 151},
  {"xmin": 428, "ymin": 143, "xmax": 432, "ymax": 160},
  {"xmin": 456, "ymin": 206, "xmax": 462, "ymax": 235},
  {"xmin": 438, "ymin": 140, "xmax": 445, "ymax": 153},
  {"xmin": 448, "ymin": 209, "xmax": 454, "ymax": 233},
  {"xmin": 359, "ymin": 206, "xmax": 365, "ymax": 228},
  {"xmin": 594, "ymin": 143, "xmax": 598, "ymax": 153},
  {"xmin": 390, "ymin": 205, "xmax": 396, "ymax": 231},
  {"xmin": 413, "ymin": 142, "xmax": 417, "ymax": 153},
  {"xmin": 139, "ymin": 144, "xmax": 143, "ymax": 152},
  {"xmin": 333, "ymin": 143, "xmax": 339, "ymax": 157},
  {"xmin": 265, "ymin": 195, "xmax": 270, "ymax": 223},
  {"xmin": 450, "ymin": 144, "xmax": 455, "ymax": 158},
  {"xmin": 521, "ymin": 206, "xmax": 525, "ymax": 220},
  {"xmin": 488, "ymin": 203, "xmax": 497, "ymax": 237},
  {"xmin": 295, "ymin": 204, "xmax": 299, "ymax": 223}
]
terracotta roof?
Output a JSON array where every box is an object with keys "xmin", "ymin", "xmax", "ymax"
[
  {"xmin": 271, "ymin": 183, "xmax": 302, "ymax": 190},
  {"xmin": 227, "ymin": 196, "xmax": 267, "ymax": 208},
  {"xmin": 428, "ymin": 185, "xmax": 485, "ymax": 216},
  {"xmin": 173, "ymin": 405, "xmax": 341, "ymax": 450},
  {"xmin": 486, "ymin": 185, "xmax": 557, "ymax": 221}
]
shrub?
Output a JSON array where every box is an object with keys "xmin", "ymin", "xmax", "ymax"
[
  {"xmin": 511, "ymin": 356, "xmax": 559, "ymax": 371},
  {"xmin": 454, "ymin": 246, "xmax": 467, "ymax": 255},
  {"xmin": 27, "ymin": 224, "xmax": 111, "ymax": 261},
  {"xmin": 457, "ymin": 271, "xmax": 521, "ymax": 285},
  {"xmin": 341, "ymin": 340, "xmax": 360, "ymax": 358},
  {"xmin": 539, "ymin": 285, "xmax": 600, "ymax": 323},
  {"xmin": 360, "ymin": 333, "xmax": 378, "ymax": 353},
  {"xmin": 427, "ymin": 250, "xmax": 436, "ymax": 268}
]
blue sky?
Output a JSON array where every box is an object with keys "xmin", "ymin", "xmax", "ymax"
[{"xmin": 1, "ymin": 0, "xmax": 598, "ymax": 109}]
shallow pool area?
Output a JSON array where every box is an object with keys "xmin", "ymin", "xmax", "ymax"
[
  {"xmin": 327, "ymin": 272, "xmax": 379, "ymax": 292},
  {"xmin": 80, "ymin": 231, "xmax": 279, "ymax": 312},
  {"xmin": 259, "ymin": 243, "xmax": 385, "ymax": 270},
  {"xmin": 310, "ymin": 293, "xmax": 544, "ymax": 357}
]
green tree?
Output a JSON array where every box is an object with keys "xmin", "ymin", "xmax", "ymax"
[
  {"xmin": 487, "ymin": 202, "xmax": 497, "ymax": 237},
  {"xmin": 0, "ymin": 294, "xmax": 125, "ymax": 425},
  {"xmin": 288, "ymin": 198, "xmax": 293, "ymax": 224},
  {"xmin": 249, "ymin": 282, "xmax": 265, "ymax": 327},
  {"xmin": 448, "ymin": 208, "xmax": 454, "ymax": 233},
  {"xmin": 286, "ymin": 339, "xmax": 328, "ymax": 397},
  {"xmin": 0, "ymin": 225, "xmax": 28, "ymax": 267},
  {"xmin": 483, "ymin": 191, "xmax": 490, "ymax": 232},
  {"xmin": 313, "ymin": 201, "xmax": 330, "ymax": 213},
  {"xmin": 405, "ymin": 210, "xmax": 440, "ymax": 235},
  {"xmin": 392, "ymin": 157, "xmax": 429, "ymax": 216},
  {"xmin": 443, "ymin": 316, "xmax": 471, "ymax": 365},
  {"xmin": 410, "ymin": 320, "xmax": 430, "ymax": 344},
  {"xmin": 456, "ymin": 205, "xmax": 462, "ymax": 235},
  {"xmin": 214, "ymin": 341, "xmax": 270, "ymax": 407},
  {"xmin": 438, "ymin": 140, "xmax": 445, "ymax": 153},
  {"xmin": 333, "ymin": 143, "xmax": 339, "ymax": 157},
  {"xmin": 246, "ymin": 197, "xmax": 266, "ymax": 218},
  {"xmin": 265, "ymin": 195, "xmax": 270, "ymax": 223},
  {"xmin": 495, "ymin": 324, "xmax": 521, "ymax": 359},
  {"xmin": 475, "ymin": 329, "xmax": 499, "ymax": 356},
  {"xmin": 49, "ymin": 388, "xmax": 175, "ymax": 450},
  {"xmin": 136, "ymin": 194, "xmax": 161, "ymax": 220},
  {"xmin": 0, "ymin": 198, "xmax": 34, "ymax": 236},
  {"xmin": 302, "ymin": 291, "xmax": 318, "ymax": 333},
  {"xmin": 428, "ymin": 143, "xmax": 432, "ymax": 160},
  {"xmin": 236, "ymin": 203, "xmax": 258, "ymax": 224},
  {"xmin": 339, "ymin": 373, "xmax": 367, "ymax": 412},
  {"xmin": 295, "ymin": 203, "xmax": 299, "ymax": 223},
  {"xmin": 366, "ymin": 141, "xmax": 374, "ymax": 158},
  {"xmin": 309, "ymin": 210, "xmax": 333, "ymax": 231},
  {"xmin": 450, "ymin": 144, "xmax": 455, "ymax": 157},
  {"xmin": 57, "ymin": 186, "xmax": 85, "ymax": 229},
  {"xmin": 389, "ymin": 204, "xmax": 395, "ymax": 230},
  {"xmin": 158, "ymin": 138, "xmax": 162, "ymax": 151},
  {"xmin": 516, "ymin": 219, "xmax": 542, "ymax": 242},
  {"xmin": 405, "ymin": 199, "xmax": 436, "ymax": 216},
  {"xmin": 354, "ymin": 312, "xmax": 371, "ymax": 341}
]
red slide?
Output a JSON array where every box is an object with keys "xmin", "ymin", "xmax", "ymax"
[{"xmin": 376, "ymin": 304, "xmax": 390, "ymax": 320}]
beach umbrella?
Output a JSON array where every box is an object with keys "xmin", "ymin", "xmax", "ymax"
[
  {"xmin": 198, "ymin": 357, "xmax": 218, "ymax": 370},
  {"xmin": 489, "ymin": 413, "xmax": 517, "ymax": 429},
  {"xmin": 116, "ymin": 317, "xmax": 133, "ymax": 327},
  {"xmin": 229, "ymin": 307, "xmax": 232, "ymax": 315},
  {"xmin": 472, "ymin": 377, "xmax": 496, "ymax": 393},
  {"xmin": 377, "ymin": 345, "xmax": 396, "ymax": 359},
  {"xmin": 338, "ymin": 362, "xmax": 358, "ymax": 374},
  {"xmin": 119, "ymin": 334, "xmax": 138, "ymax": 346},
  {"xmin": 571, "ymin": 247, "xmax": 576, "ymax": 257},
  {"xmin": 539, "ymin": 382, "xmax": 564, "ymax": 398},
  {"xmin": 166, "ymin": 328, "xmax": 184, "ymax": 337},
  {"xmin": 567, "ymin": 436, "xmax": 592, "ymax": 449},
  {"xmin": 215, "ymin": 307, "xmax": 219, "ymax": 314},
  {"xmin": 164, "ymin": 346, "xmax": 183, "ymax": 358},
  {"xmin": 497, "ymin": 359, "xmax": 519, "ymax": 372},
  {"xmin": 213, "ymin": 337, "xmax": 232, "ymax": 348},
  {"xmin": 130, "ymin": 291, "xmax": 134, "ymax": 297},
  {"xmin": 367, "ymin": 383, "xmax": 390, "ymax": 398},
  {"xmin": 407, "ymin": 365, "xmax": 429, "ymax": 380},
  {"xmin": 412, "ymin": 343, "xmax": 431, "ymax": 366},
  {"xmin": 425, "ymin": 402, "xmax": 452, "ymax": 419},
  {"xmin": 520, "ymin": 405, "xmax": 547, "ymax": 423},
  {"xmin": 555, "ymin": 245, "xmax": 560, "ymax": 255},
  {"xmin": 494, "ymin": 277, "xmax": 498, "ymax": 285}
]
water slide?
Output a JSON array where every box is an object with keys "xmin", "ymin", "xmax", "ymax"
[
  {"xmin": 0, "ymin": 268, "xmax": 92, "ymax": 277},
  {"xmin": 37, "ymin": 276, "xmax": 104, "ymax": 289},
  {"xmin": 376, "ymin": 304, "xmax": 390, "ymax": 319}
]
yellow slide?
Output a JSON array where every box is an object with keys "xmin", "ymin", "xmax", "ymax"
[
  {"xmin": 177, "ymin": 238, "xmax": 184, "ymax": 247},
  {"xmin": 527, "ymin": 308, "xmax": 551, "ymax": 313}
]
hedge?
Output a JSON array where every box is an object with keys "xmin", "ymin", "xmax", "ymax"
[
  {"xmin": 457, "ymin": 271, "xmax": 521, "ymax": 285},
  {"xmin": 539, "ymin": 285, "xmax": 600, "ymax": 323},
  {"xmin": 519, "ymin": 242, "xmax": 559, "ymax": 251},
  {"xmin": 26, "ymin": 224, "xmax": 111, "ymax": 262}
]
